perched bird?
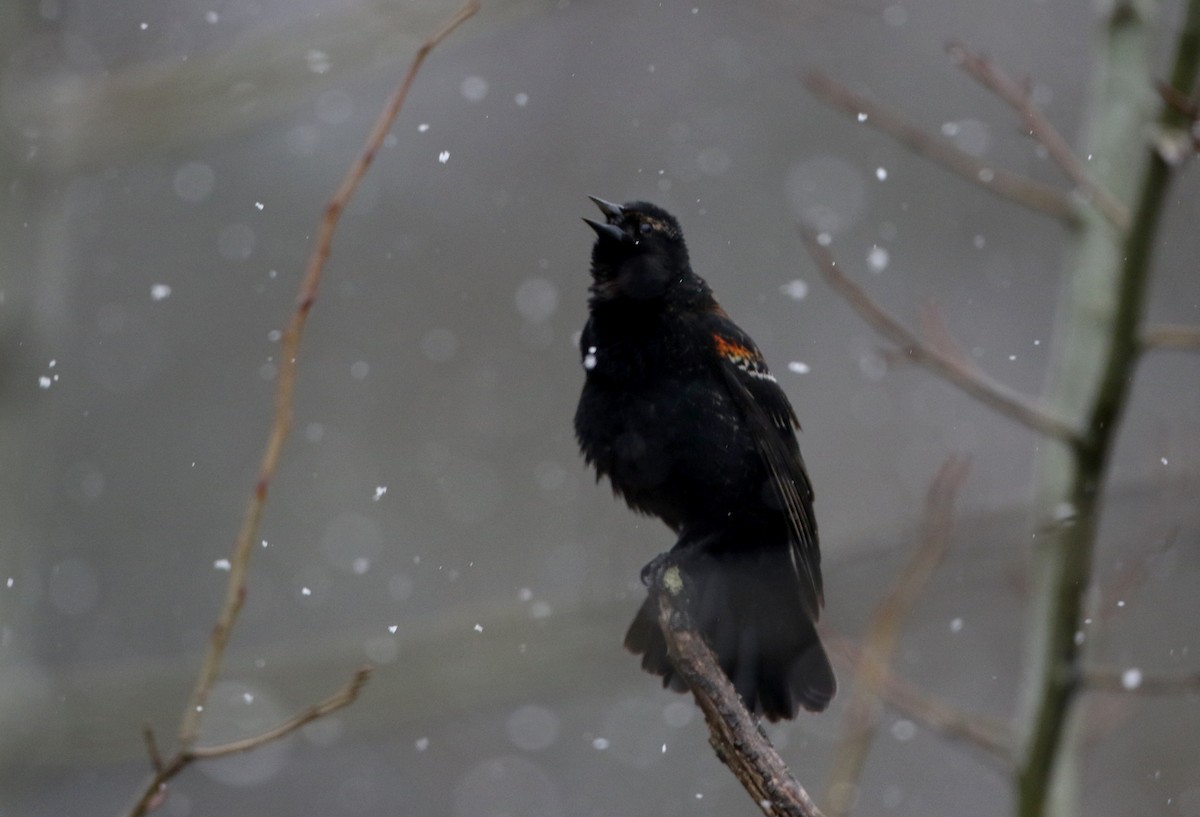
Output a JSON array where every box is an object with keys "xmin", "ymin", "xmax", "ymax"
[{"xmin": 574, "ymin": 196, "xmax": 835, "ymax": 720}]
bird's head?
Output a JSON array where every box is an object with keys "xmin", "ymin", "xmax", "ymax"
[{"xmin": 583, "ymin": 197, "xmax": 702, "ymax": 305}]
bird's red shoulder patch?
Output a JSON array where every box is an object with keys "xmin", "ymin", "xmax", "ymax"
[
  {"xmin": 713, "ymin": 334, "xmax": 753, "ymax": 362},
  {"xmin": 712, "ymin": 333, "xmax": 776, "ymax": 382}
]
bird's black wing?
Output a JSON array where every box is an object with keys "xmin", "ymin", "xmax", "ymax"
[{"xmin": 699, "ymin": 309, "xmax": 823, "ymax": 617}]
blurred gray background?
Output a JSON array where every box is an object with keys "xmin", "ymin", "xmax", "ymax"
[{"xmin": 2, "ymin": 0, "xmax": 1198, "ymax": 815}]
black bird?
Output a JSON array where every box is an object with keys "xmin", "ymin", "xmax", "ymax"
[{"xmin": 574, "ymin": 196, "xmax": 835, "ymax": 720}]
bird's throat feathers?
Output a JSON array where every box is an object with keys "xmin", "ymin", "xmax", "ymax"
[{"xmin": 588, "ymin": 254, "xmax": 713, "ymax": 311}]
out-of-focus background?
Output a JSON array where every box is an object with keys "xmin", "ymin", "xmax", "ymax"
[{"xmin": 2, "ymin": 1, "xmax": 1198, "ymax": 815}]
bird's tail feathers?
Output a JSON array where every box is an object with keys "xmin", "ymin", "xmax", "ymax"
[{"xmin": 624, "ymin": 540, "xmax": 835, "ymax": 720}]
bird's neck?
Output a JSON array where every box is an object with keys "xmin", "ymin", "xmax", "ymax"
[{"xmin": 587, "ymin": 293, "xmax": 703, "ymax": 335}]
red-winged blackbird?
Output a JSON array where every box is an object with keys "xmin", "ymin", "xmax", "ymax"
[{"xmin": 574, "ymin": 197, "xmax": 835, "ymax": 720}]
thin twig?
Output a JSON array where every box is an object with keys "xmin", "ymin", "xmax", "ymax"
[
  {"xmin": 1142, "ymin": 323, "xmax": 1200, "ymax": 350},
  {"xmin": 1083, "ymin": 667, "xmax": 1200, "ymax": 695},
  {"xmin": 946, "ymin": 41, "xmax": 1131, "ymax": 229},
  {"xmin": 176, "ymin": 0, "xmax": 480, "ymax": 751},
  {"xmin": 1092, "ymin": 526, "xmax": 1179, "ymax": 629},
  {"xmin": 142, "ymin": 727, "xmax": 163, "ymax": 774},
  {"xmin": 125, "ymin": 668, "xmax": 370, "ymax": 817},
  {"xmin": 883, "ymin": 301, "xmax": 986, "ymax": 372},
  {"xmin": 918, "ymin": 302, "xmax": 978, "ymax": 371},
  {"xmin": 120, "ymin": 4, "xmax": 479, "ymax": 816},
  {"xmin": 831, "ymin": 639, "xmax": 1014, "ymax": 767},
  {"xmin": 191, "ymin": 666, "xmax": 372, "ymax": 757},
  {"xmin": 803, "ymin": 72, "xmax": 1080, "ymax": 226},
  {"xmin": 879, "ymin": 665, "xmax": 1015, "ymax": 764},
  {"xmin": 800, "ymin": 232, "xmax": 1082, "ymax": 444},
  {"xmin": 649, "ymin": 564, "xmax": 825, "ymax": 817},
  {"xmin": 825, "ymin": 456, "xmax": 972, "ymax": 816}
]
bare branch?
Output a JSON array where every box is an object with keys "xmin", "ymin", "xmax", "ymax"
[
  {"xmin": 1142, "ymin": 323, "xmax": 1200, "ymax": 350},
  {"xmin": 177, "ymin": 0, "xmax": 481, "ymax": 751},
  {"xmin": 946, "ymin": 41, "xmax": 1131, "ymax": 229},
  {"xmin": 119, "ymin": 4, "xmax": 478, "ymax": 816},
  {"xmin": 142, "ymin": 727, "xmax": 163, "ymax": 774},
  {"xmin": 192, "ymin": 666, "xmax": 372, "ymax": 758},
  {"xmin": 803, "ymin": 72, "xmax": 1080, "ymax": 226},
  {"xmin": 1083, "ymin": 667, "xmax": 1200, "ymax": 695},
  {"xmin": 649, "ymin": 564, "xmax": 825, "ymax": 817},
  {"xmin": 825, "ymin": 456, "xmax": 972, "ymax": 816},
  {"xmin": 801, "ymin": 232, "xmax": 1082, "ymax": 444},
  {"xmin": 883, "ymin": 668, "xmax": 1015, "ymax": 764},
  {"xmin": 125, "ymin": 668, "xmax": 371, "ymax": 817},
  {"xmin": 1016, "ymin": 1, "xmax": 1200, "ymax": 811},
  {"xmin": 918, "ymin": 302, "xmax": 979, "ymax": 372},
  {"xmin": 833, "ymin": 639, "xmax": 1015, "ymax": 766}
]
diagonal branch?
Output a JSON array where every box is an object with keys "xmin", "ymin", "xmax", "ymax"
[
  {"xmin": 142, "ymin": 727, "xmax": 164, "ymax": 774},
  {"xmin": 803, "ymin": 72, "xmax": 1080, "ymax": 226},
  {"xmin": 801, "ymin": 232, "xmax": 1082, "ymax": 444},
  {"xmin": 832, "ymin": 639, "xmax": 1015, "ymax": 767},
  {"xmin": 649, "ymin": 563, "xmax": 825, "ymax": 817},
  {"xmin": 879, "ymin": 664, "xmax": 1015, "ymax": 765},
  {"xmin": 127, "ymin": 668, "xmax": 370, "ymax": 817},
  {"xmin": 119, "ymin": 4, "xmax": 480, "ymax": 816},
  {"xmin": 946, "ymin": 41, "xmax": 1131, "ymax": 229},
  {"xmin": 191, "ymin": 666, "xmax": 372, "ymax": 758},
  {"xmin": 880, "ymin": 302, "xmax": 979, "ymax": 372},
  {"xmin": 825, "ymin": 456, "xmax": 972, "ymax": 816},
  {"xmin": 176, "ymin": 0, "xmax": 480, "ymax": 751}
]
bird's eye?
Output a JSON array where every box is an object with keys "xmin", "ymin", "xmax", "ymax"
[{"xmin": 639, "ymin": 222, "xmax": 653, "ymax": 235}]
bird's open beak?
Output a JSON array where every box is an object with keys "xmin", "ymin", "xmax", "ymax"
[
  {"xmin": 583, "ymin": 218, "xmax": 626, "ymax": 243},
  {"xmin": 584, "ymin": 196, "xmax": 627, "ymax": 243},
  {"xmin": 587, "ymin": 195, "xmax": 624, "ymax": 222}
]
